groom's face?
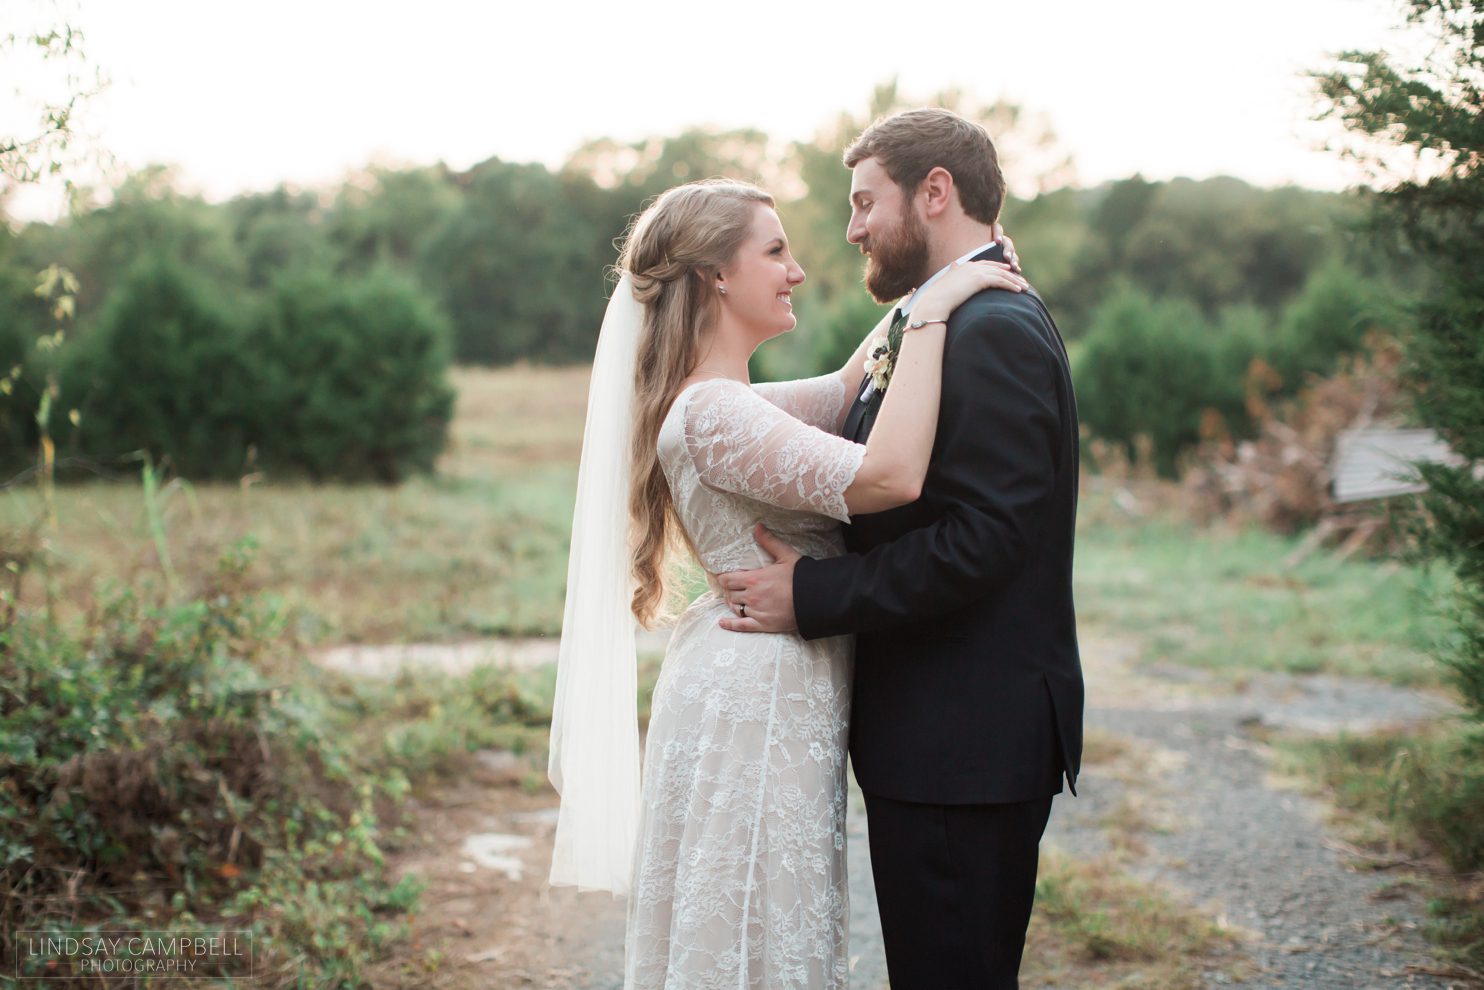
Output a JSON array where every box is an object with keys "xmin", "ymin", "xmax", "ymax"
[{"xmin": 848, "ymin": 156, "xmax": 932, "ymax": 304}]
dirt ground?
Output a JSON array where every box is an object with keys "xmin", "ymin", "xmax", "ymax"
[
  {"xmin": 351, "ymin": 633, "xmax": 1470, "ymax": 990},
  {"xmin": 362, "ymin": 754, "xmax": 627, "ymax": 990}
]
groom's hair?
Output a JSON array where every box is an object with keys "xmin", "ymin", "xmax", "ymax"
[{"xmin": 844, "ymin": 108, "xmax": 1006, "ymax": 226}]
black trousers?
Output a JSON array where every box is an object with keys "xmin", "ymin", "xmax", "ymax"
[{"xmin": 863, "ymin": 791, "xmax": 1055, "ymax": 990}]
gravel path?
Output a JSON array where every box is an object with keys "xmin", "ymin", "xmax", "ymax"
[
  {"xmin": 1047, "ymin": 636, "xmax": 1463, "ymax": 990},
  {"xmin": 341, "ymin": 632, "xmax": 1467, "ymax": 989}
]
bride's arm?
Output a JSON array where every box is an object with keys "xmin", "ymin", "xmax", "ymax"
[
  {"xmin": 842, "ymin": 260, "xmax": 1027, "ymax": 514},
  {"xmin": 751, "ymin": 372, "xmax": 859, "ymax": 435}
]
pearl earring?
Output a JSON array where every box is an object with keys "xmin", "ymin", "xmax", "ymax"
[{"xmin": 718, "ymin": 285, "xmax": 728, "ymax": 295}]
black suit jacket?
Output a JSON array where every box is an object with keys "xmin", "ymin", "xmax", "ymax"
[{"xmin": 794, "ymin": 245, "xmax": 1084, "ymax": 805}]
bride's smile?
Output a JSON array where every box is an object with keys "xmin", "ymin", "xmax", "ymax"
[{"xmin": 713, "ymin": 204, "xmax": 807, "ymax": 343}]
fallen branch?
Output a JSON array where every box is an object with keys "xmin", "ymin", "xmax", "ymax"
[
  {"xmin": 1321, "ymin": 836, "xmax": 1424, "ymax": 871},
  {"xmin": 1407, "ymin": 962, "xmax": 1484, "ymax": 982}
]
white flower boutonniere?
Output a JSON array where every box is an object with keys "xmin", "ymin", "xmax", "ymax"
[{"xmin": 862, "ymin": 332, "xmax": 894, "ymax": 394}]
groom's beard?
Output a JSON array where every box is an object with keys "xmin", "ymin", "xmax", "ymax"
[{"xmin": 863, "ymin": 207, "xmax": 931, "ymax": 304}]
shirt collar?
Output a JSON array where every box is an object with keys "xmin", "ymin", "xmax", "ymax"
[{"xmin": 899, "ymin": 240, "xmax": 999, "ymax": 316}]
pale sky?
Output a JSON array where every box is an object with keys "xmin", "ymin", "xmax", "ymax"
[{"xmin": 3, "ymin": 0, "xmax": 1414, "ymax": 221}]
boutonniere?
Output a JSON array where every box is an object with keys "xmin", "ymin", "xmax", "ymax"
[
  {"xmin": 863, "ymin": 333, "xmax": 894, "ymax": 393},
  {"xmin": 860, "ymin": 318, "xmax": 907, "ymax": 400}
]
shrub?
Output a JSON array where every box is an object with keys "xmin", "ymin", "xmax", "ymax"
[
  {"xmin": 1269, "ymin": 259, "xmax": 1389, "ymax": 388},
  {"xmin": 59, "ymin": 258, "xmax": 456, "ymax": 484},
  {"xmin": 62, "ymin": 254, "xmax": 261, "ymax": 478},
  {"xmin": 1210, "ymin": 303, "xmax": 1270, "ymax": 435},
  {"xmin": 2, "ymin": 265, "xmax": 93, "ymax": 510},
  {"xmin": 1281, "ymin": 729, "xmax": 1484, "ymax": 970},
  {"xmin": 252, "ymin": 266, "xmax": 455, "ymax": 482},
  {"xmin": 0, "ymin": 542, "xmax": 419, "ymax": 985},
  {"xmin": 0, "ymin": 265, "xmax": 57, "ymax": 472},
  {"xmin": 1072, "ymin": 286, "xmax": 1240, "ymax": 476}
]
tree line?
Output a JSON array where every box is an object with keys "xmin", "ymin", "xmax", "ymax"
[{"xmin": 0, "ymin": 85, "xmax": 1409, "ymax": 479}]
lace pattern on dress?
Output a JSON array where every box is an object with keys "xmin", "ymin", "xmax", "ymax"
[
  {"xmin": 682, "ymin": 380, "xmax": 863, "ymax": 526},
  {"xmin": 751, "ymin": 373, "xmax": 850, "ymax": 435},
  {"xmin": 623, "ymin": 377, "xmax": 863, "ymax": 988}
]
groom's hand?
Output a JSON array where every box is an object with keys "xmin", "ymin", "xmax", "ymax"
[{"xmin": 717, "ymin": 524, "xmax": 801, "ymax": 634}]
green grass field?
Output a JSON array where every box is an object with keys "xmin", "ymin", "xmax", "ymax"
[
  {"xmin": 3, "ymin": 364, "xmax": 1449, "ymax": 689},
  {"xmin": 1075, "ymin": 494, "xmax": 1452, "ymax": 685},
  {"xmin": 2, "ymin": 367, "xmax": 586, "ymax": 642}
]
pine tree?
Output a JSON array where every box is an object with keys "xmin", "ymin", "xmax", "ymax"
[{"xmin": 1316, "ymin": 0, "xmax": 1484, "ymax": 728}]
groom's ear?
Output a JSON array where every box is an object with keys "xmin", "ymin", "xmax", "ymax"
[{"xmin": 919, "ymin": 166, "xmax": 956, "ymax": 220}]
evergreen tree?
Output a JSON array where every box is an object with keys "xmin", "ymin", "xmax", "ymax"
[{"xmin": 1316, "ymin": 0, "xmax": 1484, "ymax": 744}]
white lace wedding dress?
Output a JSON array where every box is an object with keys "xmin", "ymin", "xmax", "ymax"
[{"xmin": 624, "ymin": 373, "xmax": 864, "ymax": 990}]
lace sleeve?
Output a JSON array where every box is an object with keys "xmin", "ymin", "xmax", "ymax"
[
  {"xmin": 751, "ymin": 373, "xmax": 850, "ymax": 434},
  {"xmin": 681, "ymin": 381, "xmax": 865, "ymax": 523}
]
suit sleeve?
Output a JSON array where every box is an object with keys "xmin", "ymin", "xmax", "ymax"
[{"xmin": 793, "ymin": 305, "xmax": 1063, "ymax": 640}]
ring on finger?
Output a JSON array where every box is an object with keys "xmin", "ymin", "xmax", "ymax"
[{"xmin": 739, "ymin": 603, "xmax": 747, "ymax": 618}]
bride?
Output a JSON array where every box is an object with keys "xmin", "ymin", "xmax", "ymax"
[{"xmin": 548, "ymin": 178, "xmax": 1026, "ymax": 988}]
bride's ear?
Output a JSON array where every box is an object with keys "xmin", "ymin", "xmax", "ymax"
[{"xmin": 695, "ymin": 267, "xmax": 726, "ymax": 295}]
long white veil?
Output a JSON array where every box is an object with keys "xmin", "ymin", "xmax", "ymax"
[{"xmin": 547, "ymin": 274, "xmax": 643, "ymax": 897}]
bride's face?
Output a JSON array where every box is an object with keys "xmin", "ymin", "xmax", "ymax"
[{"xmin": 716, "ymin": 205, "xmax": 806, "ymax": 343}]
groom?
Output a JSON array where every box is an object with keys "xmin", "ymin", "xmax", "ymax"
[{"xmin": 717, "ymin": 108, "xmax": 1083, "ymax": 989}]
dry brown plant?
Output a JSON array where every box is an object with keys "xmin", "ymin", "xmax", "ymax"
[{"xmin": 1182, "ymin": 335, "xmax": 1407, "ymax": 540}]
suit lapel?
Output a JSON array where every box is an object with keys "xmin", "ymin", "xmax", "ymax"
[
  {"xmin": 841, "ymin": 376, "xmax": 875, "ymax": 442},
  {"xmin": 843, "ymin": 306, "xmax": 906, "ymax": 443}
]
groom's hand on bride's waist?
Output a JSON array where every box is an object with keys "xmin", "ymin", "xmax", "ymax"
[{"xmin": 718, "ymin": 524, "xmax": 801, "ymax": 634}]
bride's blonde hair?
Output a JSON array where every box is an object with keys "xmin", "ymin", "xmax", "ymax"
[{"xmin": 617, "ymin": 179, "xmax": 774, "ymax": 627}]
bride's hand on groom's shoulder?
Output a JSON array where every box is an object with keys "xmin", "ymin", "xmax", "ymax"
[
  {"xmin": 915, "ymin": 260, "xmax": 1029, "ymax": 322},
  {"xmin": 717, "ymin": 524, "xmax": 801, "ymax": 634}
]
